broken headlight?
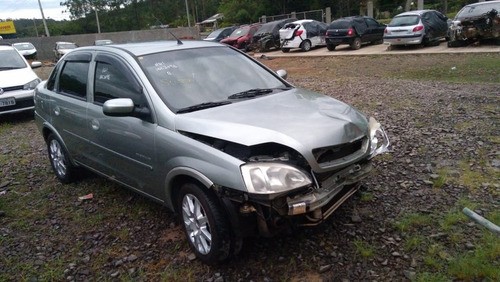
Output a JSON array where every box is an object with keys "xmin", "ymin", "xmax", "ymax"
[
  {"xmin": 368, "ymin": 117, "xmax": 390, "ymax": 158},
  {"xmin": 241, "ymin": 163, "xmax": 312, "ymax": 194}
]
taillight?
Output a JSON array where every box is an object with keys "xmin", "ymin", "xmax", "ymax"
[
  {"xmin": 294, "ymin": 29, "xmax": 303, "ymax": 37},
  {"xmin": 384, "ymin": 28, "xmax": 388, "ymax": 34},
  {"xmin": 347, "ymin": 28, "xmax": 354, "ymax": 36},
  {"xmin": 413, "ymin": 25, "xmax": 424, "ymax": 32}
]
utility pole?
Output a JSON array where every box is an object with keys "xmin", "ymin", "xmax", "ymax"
[
  {"xmin": 95, "ymin": 8, "xmax": 101, "ymax": 33},
  {"xmin": 37, "ymin": 0, "xmax": 50, "ymax": 37},
  {"xmin": 32, "ymin": 18, "xmax": 39, "ymax": 37},
  {"xmin": 185, "ymin": 0, "xmax": 191, "ymax": 27}
]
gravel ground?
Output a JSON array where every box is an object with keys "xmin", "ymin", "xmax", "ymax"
[{"xmin": 0, "ymin": 53, "xmax": 499, "ymax": 281}]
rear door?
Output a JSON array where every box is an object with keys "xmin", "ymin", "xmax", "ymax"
[{"xmin": 48, "ymin": 52, "xmax": 92, "ymax": 164}]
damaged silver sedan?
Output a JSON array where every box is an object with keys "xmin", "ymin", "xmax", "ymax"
[
  {"xmin": 34, "ymin": 40, "xmax": 389, "ymax": 264},
  {"xmin": 448, "ymin": 0, "xmax": 500, "ymax": 47}
]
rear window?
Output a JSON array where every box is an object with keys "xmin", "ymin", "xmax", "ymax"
[
  {"xmin": 328, "ymin": 20, "xmax": 351, "ymax": 29},
  {"xmin": 388, "ymin": 15, "xmax": 420, "ymax": 27},
  {"xmin": 456, "ymin": 3, "xmax": 500, "ymax": 20}
]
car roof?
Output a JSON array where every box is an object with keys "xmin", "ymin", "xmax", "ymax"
[
  {"xmin": 56, "ymin": 41, "xmax": 76, "ymax": 44},
  {"xmin": 464, "ymin": 0, "xmax": 500, "ymax": 7},
  {"xmin": 75, "ymin": 40, "xmax": 224, "ymax": 57},
  {"xmin": 395, "ymin": 10, "xmax": 435, "ymax": 17},
  {"xmin": 292, "ymin": 19, "xmax": 315, "ymax": 24}
]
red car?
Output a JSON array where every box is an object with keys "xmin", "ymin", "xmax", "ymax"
[{"xmin": 220, "ymin": 23, "xmax": 262, "ymax": 51}]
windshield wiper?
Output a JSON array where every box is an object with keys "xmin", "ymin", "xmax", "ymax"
[
  {"xmin": 177, "ymin": 101, "xmax": 232, "ymax": 114},
  {"xmin": 228, "ymin": 87, "xmax": 291, "ymax": 99}
]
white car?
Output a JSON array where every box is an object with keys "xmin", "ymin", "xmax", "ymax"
[
  {"xmin": 279, "ymin": 19, "xmax": 328, "ymax": 52},
  {"xmin": 54, "ymin": 41, "xmax": 78, "ymax": 61},
  {"xmin": 12, "ymin": 42, "xmax": 37, "ymax": 59},
  {"xmin": 0, "ymin": 45, "xmax": 42, "ymax": 115}
]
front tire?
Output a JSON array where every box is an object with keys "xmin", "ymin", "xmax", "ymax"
[
  {"xmin": 177, "ymin": 183, "xmax": 234, "ymax": 264},
  {"xmin": 47, "ymin": 133, "xmax": 76, "ymax": 183}
]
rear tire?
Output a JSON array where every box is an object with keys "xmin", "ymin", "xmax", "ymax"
[
  {"xmin": 326, "ymin": 44, "xmax": 336, "ymax": 51},
  {"xmin": 300, "ymin": 40, "xmax": 312, "ymax": 52},
  {"xmin": 47, "ymin": 133, "xmax": 76, "ymax": 183},
  {"xmin": 177, "ymin": 182, "xmax": 236, "ymax": 264},
  {"xmin": 350, "ymin": 37, "xmax": 361, "ymax": 50}
]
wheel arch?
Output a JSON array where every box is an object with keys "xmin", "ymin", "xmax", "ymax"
[
  {"xmin": 164, "ymin": 167, "xmax": 214, "ymax": 211},
  {"xmin": 41, "ymin": 123, "xmax": 78, "ymax": 167}
]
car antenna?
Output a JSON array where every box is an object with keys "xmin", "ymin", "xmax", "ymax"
[{"xmin": 169, "ymin": 32, "xmax": 183, "ymax": 45}]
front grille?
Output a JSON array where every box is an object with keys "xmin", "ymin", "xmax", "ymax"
[{"xmin": 313, "ymin": 137, "xmax": 365, "ymax": 165}]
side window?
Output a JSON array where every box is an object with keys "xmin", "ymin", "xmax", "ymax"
[
  {"xmin": 94, "ymin": 59, "xmax": 143, "ymax": 105},
  {"xmin": 59, "ymin": 61, "xmax": 89, "ymax": 99},
  {"xmin": 46, "ymin": 62, "xmax": 62, "ymax": 91},
  {"xmin": 366, "ymin": 18, "xmax": 380, "ymax": 28}
]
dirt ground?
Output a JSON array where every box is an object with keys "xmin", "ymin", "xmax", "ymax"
[{"xmin": 1, "ymin": 53, "xmax": 499, "ymax": 281}]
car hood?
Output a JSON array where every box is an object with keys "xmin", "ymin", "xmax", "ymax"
[
  {"xmin": 221, "ymin": 36, "xmax": 244, "ymax": 42},
  {"xmin": 175, "ymin": 88, "xmax": 369, "ymax": 161},
  {"xmin": 0, "ymin": 67, "xmax": 38, "ymax": 87}
]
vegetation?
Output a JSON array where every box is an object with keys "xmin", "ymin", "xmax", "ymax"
[{"xmin": 6, "ymin": 0, "xmax": 474, "ymax": 37}]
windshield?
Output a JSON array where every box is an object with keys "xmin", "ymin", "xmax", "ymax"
[
  {"xmin": 206, "ymin": 29, "xmax": 223, "ymax": 39},
  {"xmin": 229, "ymin": 26, "xmax": 250, "ymax": 37},
  {"xmin": 456, "ymin": 3, "xmax": 499, "ymax": 20},
  {"xmin": 58, "ymin": 43, "xmax": 77, "ymax": 49},
  {"xmin": 138, "ymin": 46, "xmax": 287, "ymax": 112},
  {"xmin": 0, "ymin": 49, "xmax": 27, "ymax": 69},
  {"xmin": 388, "ymin": 15, "xmax": 420, "ymax": 27},
  {"xmin": 13, "ymin": 43, "xmax": 35, "ymax": 51}
]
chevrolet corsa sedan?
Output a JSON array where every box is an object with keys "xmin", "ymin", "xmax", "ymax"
[{"xmin": 34, "ymin": 41, "xmax": 390, "ymax": 264}]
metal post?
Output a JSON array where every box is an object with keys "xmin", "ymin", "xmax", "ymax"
[
  {"xmin": 37, "ymin": 0, "xmax": 50, "ymax": 37},
  {"xmin": 325, "ymin": 7, "xmax": 331, "ymax": 23}
]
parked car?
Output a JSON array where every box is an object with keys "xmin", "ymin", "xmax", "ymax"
[
  {"xmin": 12, "ymin": 42, "xmax": 37, "ymax": 59},
  {"xmin": 220, "ymin": 23, "xmax": 261, "ymax": 51},
  {"xmin": 0, "ymin": 45, "xmax": 41, "ymax": 115},
  {"xmin": 34, "ymin": 40, "xmax": 389, "ymax": 264},
  {"xmin": 279, "ymin": 19, "xmax": 328, "ymax": 52},
  {"xmin": 53, "ymin": 41, "xmax": 78, "ymax": 61},
  {"xmin": 325, "ymin": 16, "xmax": 386, "ymax": 51},
  {"xmin": 94, "ymin": 39, "xmax": 113, "ymax": 46},
  {"xmin": 383, "ymin": 10, "xmax": 448, "ymax": 47},
  {"xmin": 251, "ymin": 18, "xmax": 295, "ymax": 52},
  {"xmin": 448, "ymin": 0, "xmax": 500, "ymax": 47},
  {"xmin": 203, "ymin": 26, "xmax": 238, "ymax": 42}
]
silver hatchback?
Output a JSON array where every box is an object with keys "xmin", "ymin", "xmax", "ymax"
[
  {"xmin": 34, "ymin": 41, "xmax": 389, "ymax": 264},
  {"xmin": 384, "ymin": 10, "xmax": 448, "ymax": 46}
]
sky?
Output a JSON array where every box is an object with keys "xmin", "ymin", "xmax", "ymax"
[{"xmin": 0, "ymin": 0, "xmax": 70, "ymax": 21}]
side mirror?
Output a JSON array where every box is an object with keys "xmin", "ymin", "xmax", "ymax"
[
  {"xmin": 103, "ymin": 98, "xmax": 135, "ymax": 116},
  {"xmin": 276, "ymin": 69, "xmax": 288, "ymax": 80},
  {"xmin": 31, "ymin": 61, "xmax": 42, "ymax": 69}
]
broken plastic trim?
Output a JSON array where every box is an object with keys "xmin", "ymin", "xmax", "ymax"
[{"xmin": 368, "ymin": 117, "xmax": 390, "ymax": 159}]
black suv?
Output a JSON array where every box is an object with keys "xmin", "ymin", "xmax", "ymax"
[{"xmin": 325, "ymin": 16, "xmax": 386, "ymax": 50}]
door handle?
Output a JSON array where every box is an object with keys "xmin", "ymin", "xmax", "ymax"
[{"xmin": 91, "ymin": 119, "xmax": 100, "ymax": 130}]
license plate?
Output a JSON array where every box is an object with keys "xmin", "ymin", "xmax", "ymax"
[{"xmin": 0, "ymin": 97, "xmax": 16, "ymax": 107}]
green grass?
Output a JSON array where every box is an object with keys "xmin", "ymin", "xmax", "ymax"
[
  {"xmin": 360, "ymin": 192, "xmax": 374, "ymax": 202},
  {"xmin": 394, "ymin": 213, "xmax": 432, "ymax": 232},
  {"xmin": 404, "ymin": 234, "xmax": 426, "ymax": 252},
  {"xmin": 448, "ymin": 232, "xmax": 500, "ymax": 280},
  {"xmin": 352, "ymin": 239, "xmax": 375, "ymax": 259},
  {"xmin": 399, "ymin": 54, "xmax": 500, "ymax": 83}
]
